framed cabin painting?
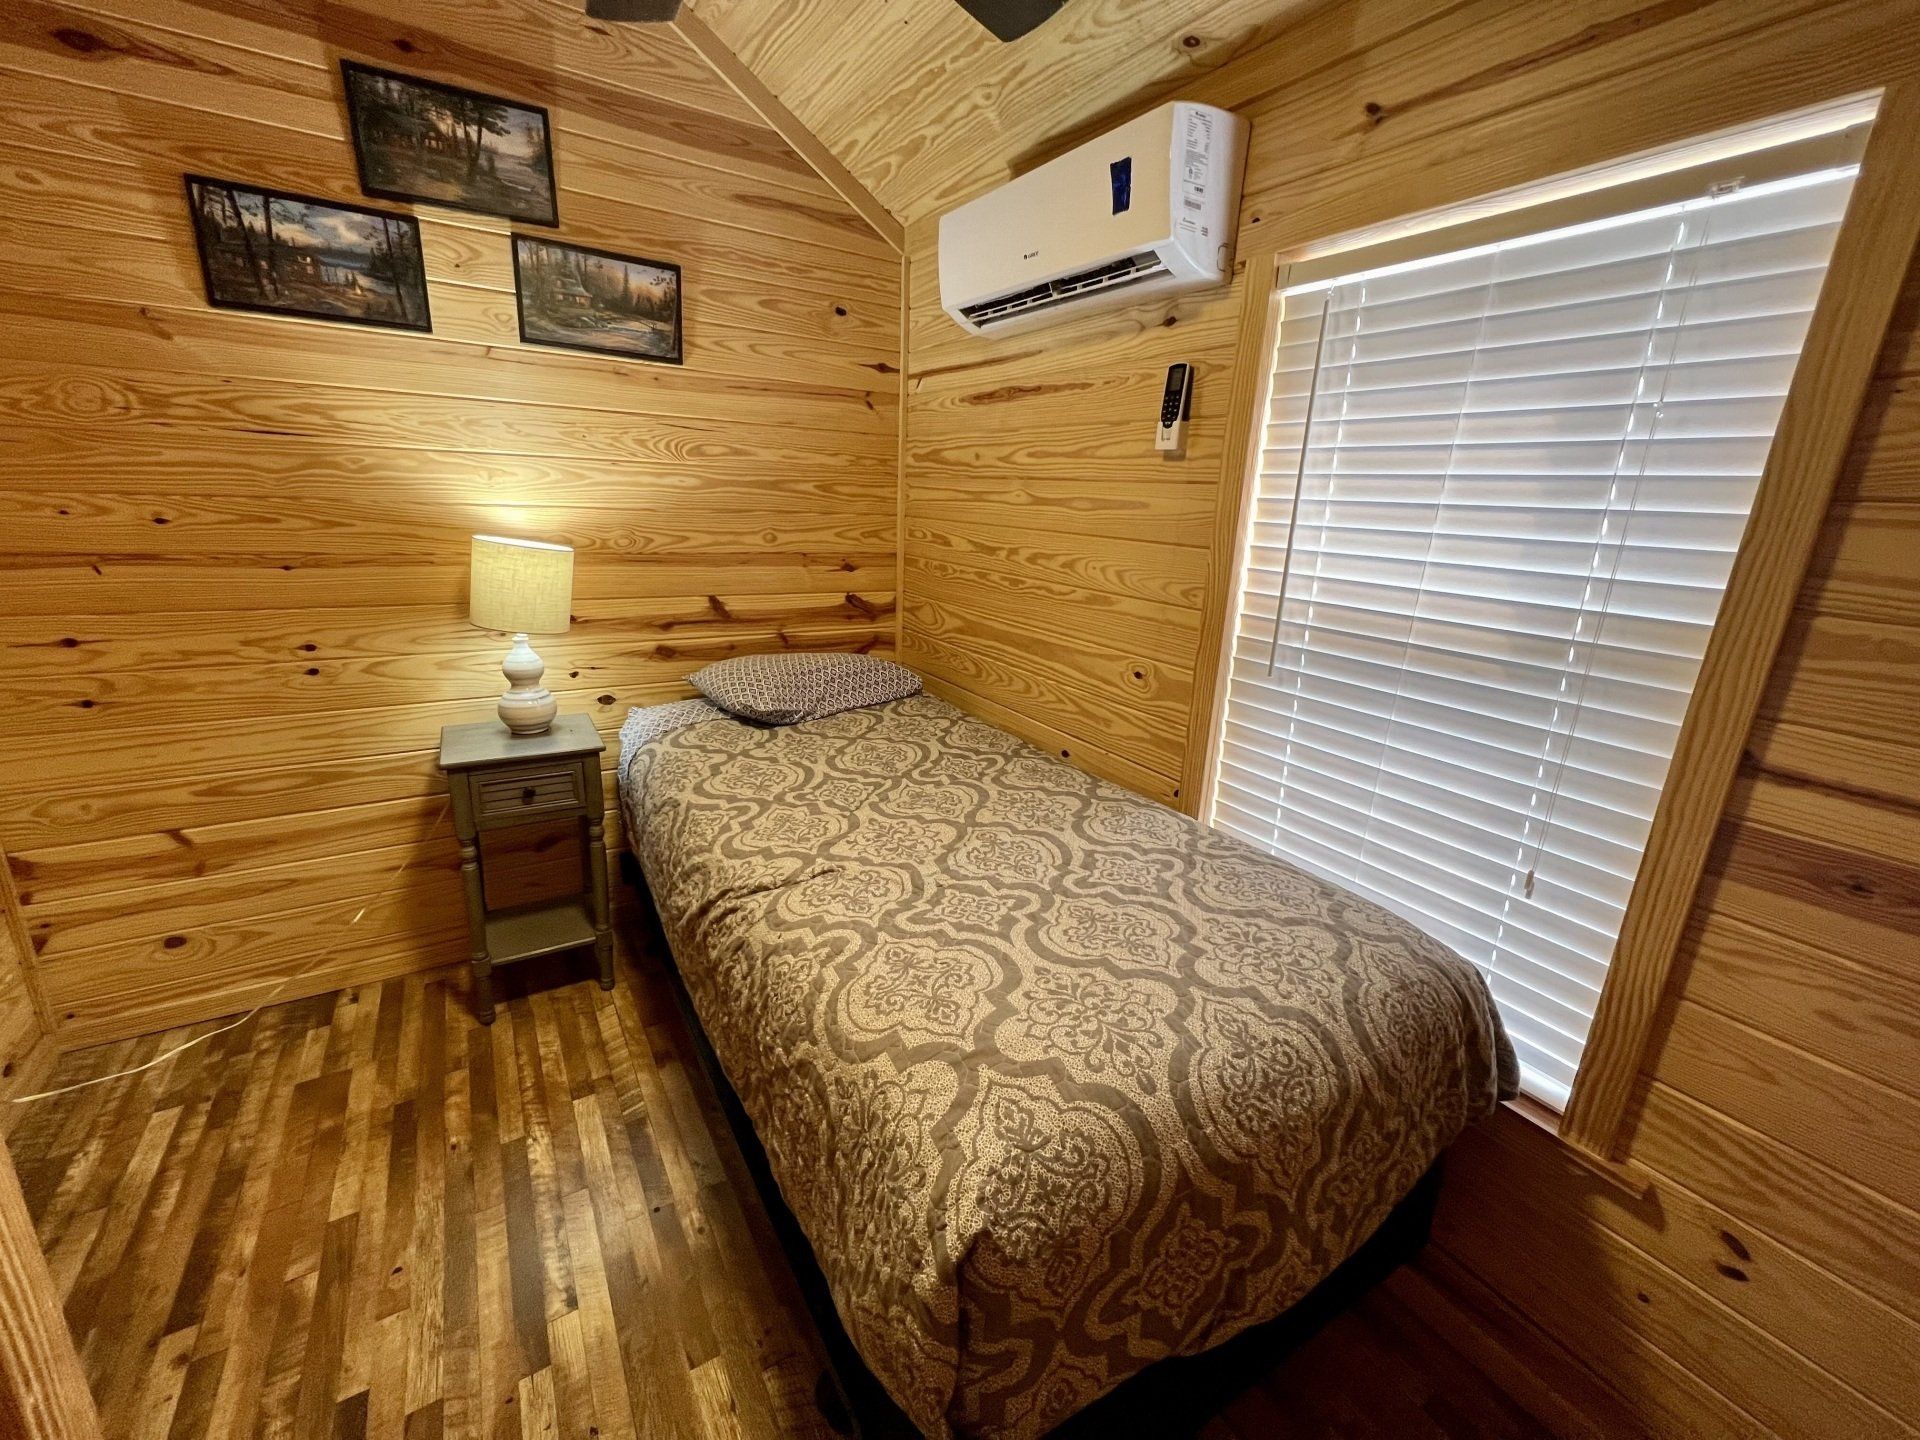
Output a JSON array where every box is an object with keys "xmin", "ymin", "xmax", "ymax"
[
  {"xmin": 184, "ymin": 176, "xmax": 432, "ymax": 332},
  {"xmin": 341, "ymin": 60, "xmax": 559, "ymax": 226},
  {"xmin": 511, "ymin": 235, "xmax": 683, "ymax": 364}
]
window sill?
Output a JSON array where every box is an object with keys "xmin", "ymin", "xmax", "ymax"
[{"xmin": 1501, "ymin": 1095, "xmax": 1654, "ymax": 1201}]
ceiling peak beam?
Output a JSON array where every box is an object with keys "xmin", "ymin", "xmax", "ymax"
[{"xmin": 670, "ymin": 7, "xmax": 906, "ymax": 251}]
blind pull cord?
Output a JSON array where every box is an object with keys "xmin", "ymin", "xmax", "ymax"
[
  {"xmin": 1264, "ymin": 293, "xmax": 1335, "ymax": 676},
  {"xmin": 1516, "ymin": 190, "xmax": 1724, "ymax": 901}
]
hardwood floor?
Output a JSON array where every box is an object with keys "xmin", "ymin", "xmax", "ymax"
[{"xmin": 6, "ymin": 920, "xmax": 1561, "ymax": 1440}]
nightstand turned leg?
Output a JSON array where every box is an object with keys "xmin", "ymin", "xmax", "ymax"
[
  {"xmin": 474, "ymin": 957, "xmax": 495, "ymax": 1025},
  {"xmin": 587, "ymin": 815, "xmax": 614, "ymax": 990},
  {"xmin": 458, "ymin": 834, "xmax": 495, "ymax": 1023}
]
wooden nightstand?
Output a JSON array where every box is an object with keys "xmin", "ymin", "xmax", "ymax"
[{"xmin": 438, "ymin": 712, "xmax": 613, "ymax": 1023}]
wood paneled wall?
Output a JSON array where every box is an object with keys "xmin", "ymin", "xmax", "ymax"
[
  {"xmin": 0, "ymin": 0, "xmax": 902, "ymax": 1046},
  {"xmin": 900, "ymin": 235, "xmax": 1237, "ymax": 804},
  {"xmin": 899, "ymin": 1, "xmax": 1920, "ymax": 1433}
]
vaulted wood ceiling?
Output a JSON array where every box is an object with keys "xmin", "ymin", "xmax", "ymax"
[{"xmin": 683, "ymin": 0, "xmax": 1324, "ymax": 223}]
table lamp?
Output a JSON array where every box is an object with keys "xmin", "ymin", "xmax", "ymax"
[{"xmin": 469, "ymin": 533, "xmax": 573, "ymax": 735}]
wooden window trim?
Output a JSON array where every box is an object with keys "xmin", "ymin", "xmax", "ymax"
[
  {"xmin": 1183, "ymin": 81, "xmax": 1920, "ymax": 1168},
  {"xmin": 1184, "ymin": 248, "xmax": 1287, "ymax": 824},
  {"xmin": 1559, "ymin": 81, "xmax": 1920, "ymax": 1159},
  {"xmin": 1502, "ymin": 1096, "xmax": 1652, "ymax": 1199}
]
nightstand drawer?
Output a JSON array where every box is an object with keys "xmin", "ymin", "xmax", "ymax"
[{"xmin": 474, "ymin": 763, "xmax": 583, "ymax": 823}]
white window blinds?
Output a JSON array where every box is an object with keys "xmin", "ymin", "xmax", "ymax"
[{"xmin": 1210, "ymin": 154, "xmax": 1861, "ymax": 1108}]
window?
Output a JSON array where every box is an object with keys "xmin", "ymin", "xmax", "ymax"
[{"xmin": 1208, "ymin": 120, "xmax": 1868, "ymax": 1107}]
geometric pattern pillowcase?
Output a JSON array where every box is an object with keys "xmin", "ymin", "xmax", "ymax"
[
  {"xmin": 687, "ymin": 651, "xmax": 921, "ymax": 725},
  {"xmin": 616, "ymin": 697, "xmax": 726, "ymax": 790}
]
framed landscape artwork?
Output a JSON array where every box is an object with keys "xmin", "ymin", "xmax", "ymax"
[
  {"xmin": 341, "ymin": 61, "xmax": 559, "ymax": 226},
  {"xmin": 512, "ymin": 236, "xmax": 682, "ymax": 364},
  {"xmin": 185, "ymin": 175, "xmax": 432, "ymax": 332}
]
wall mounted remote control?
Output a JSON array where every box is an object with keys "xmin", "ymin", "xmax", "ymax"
[{"xmin": 1156, "ymin": 362, "xmax": 1194, "ymax": 455}]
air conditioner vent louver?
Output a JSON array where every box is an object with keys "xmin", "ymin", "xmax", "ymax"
[{"xmin": 959, "ymin": 252, "xmax": 1171, "ymax": 327}]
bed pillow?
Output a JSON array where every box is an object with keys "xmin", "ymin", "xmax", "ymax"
[
  {"xmin": 688, "ymin": 652, "xmax": 920, "ymax": 724},
  {"xmin": 807, "ymin": 652, "xmax": 923, "ymax": 719}
]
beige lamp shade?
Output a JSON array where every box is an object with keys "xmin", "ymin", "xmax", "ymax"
[{"xmin": 469, "ymin": 534, "xmax": 573, "ymax": 634}]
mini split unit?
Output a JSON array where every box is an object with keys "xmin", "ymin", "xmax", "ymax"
[{"xmin": 938, "ymin": 101, "xmax": 1248, "ymax": 336}]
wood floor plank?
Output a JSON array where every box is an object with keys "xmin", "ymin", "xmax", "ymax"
[
  {"xmin": 166, "ymin": 1015, "xmax": 298, "ymax": 1342},
  {"xmin": 62, "ymin": 1104, "xmax": 184, "ymax": 1341},
  {"xmin": 499, "ymin": 1137, "xmax": 555, "ymax": 1378},
  {"xmin": 604, "ymin": 979, "xmax": 723, "ymax": 1372},
  {"xmin": 258, "ymin": 1267, "xmax": 320, "ymax": 1440},
  {"xmin": 374, "ymin": 1095, "xmax": 419, "ymax": 1328},
  {"xmin": 529, "ymin": 996, "xmax": 588, "ymax": 1201},
  {"xmin": 405, "ymin": 987, "xmax": 449, "ymax": 1418},
  {"xmin": 559, "ymin": 1185, "xmax": 637, "ymax": 1440},
  {"xmin": 689, "ymin": 1355, "xmax": 746, "ymax": 1440},
  {"xmin": 515, "ymin": 1367, "xmax": 557, "ymax": 1440},
  {"xmin": 165, "ymin": 1349, "xmax": 224, "ymax": 1440},
  {"xmin": 16, "ymin": 923, "xmax": 1568, "ymax": 1440},
  {"xmin": 463, "ymin": 1018, "xmax": 523, "ymax": 1440},
  {"xmin": 544, "ymin": 1309, "xmax": 594, "ymax": 1440},
  {"xmin": 573, "ymin": 1079, "xmax": 702, "ymax": 1439},
  {"xmin": 204, "ymin": 1066, "xmax": 350, "ymax": 1439},
  {"xmin": 508, "ymin": 1001, "xmax": 576, "ymax": 1326},
  {"xmin": 439, "ymin": 992, "xmax": 479, "ymax": 1440},
  {"xmin": 86, "ymin": 1018, "xmax": 262, "ymax": 1428},
  {"xmin": 181, "ymin": 1036, "xmax": 299, "ymax": 1356},
  {"xmin": 295, "ymin": 1215, "xmax": 360, "ymax": 1438},
  {"xmin": 31, "ymin": 1032, "xmax": 172, "ymax": 1250},
  {"xmin": 365, "ymin": 1309, "xmax": 410, "ymax": 1440},
  {"xmin": 470, "ymin": 1195, "xmax": 522, "ymax": 1440},
  {"xmin": 332, "ymin": 1390, "xmax": 370, "ymax": 1440},
  {"xmin": 335, "ymin": 1084, "xmax": 398, "ymax": 1402},
  {"xmin": 127, "ymin": 1323, "xmax": 199, "ymax": 1440},
  {"xmin": 42, "ymin": 1208, "xmax": 104, "ymax": 1306},
  {"xmin": 328, "ymin": 987, "xmax": 388, "ymax": 1225}
]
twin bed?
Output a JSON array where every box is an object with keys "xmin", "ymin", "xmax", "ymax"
[{"xmin": 617, "ymin": 686, "xmax": 1515, "ymax": 1440}]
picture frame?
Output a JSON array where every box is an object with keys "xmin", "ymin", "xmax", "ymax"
[
  {"xmin": 340, "ymin": 60, "xmax": 559, "ymax": 227},
  {"xmin": 183, "ymin": 175, "xmax": 433, "ymax": 332},
  {"xmin": 511, "ymin": 235, "xmax": 683, "ymax": 365}
]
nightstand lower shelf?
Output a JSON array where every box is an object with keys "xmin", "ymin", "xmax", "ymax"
[{"xmin": 484, "ymin": 897, "xmax": 598, "ymax": 965}]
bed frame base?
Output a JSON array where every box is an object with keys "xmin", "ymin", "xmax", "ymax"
[{"xmin": 620, "ymin": 854, "xmax": 1443, "ymax": 1438}]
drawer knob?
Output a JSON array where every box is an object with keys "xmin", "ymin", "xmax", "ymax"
[{"xmin": 522, "ymin": 786, "xmax": 538, "ymax": 803}]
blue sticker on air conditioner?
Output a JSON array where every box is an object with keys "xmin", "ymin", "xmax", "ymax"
[{"xmin": 1110, "ymin": 157, "xmax": 1132, "ymax": 215}]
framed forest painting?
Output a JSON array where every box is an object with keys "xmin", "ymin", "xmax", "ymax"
[
  {"xmin": 512, "ymin": 235, "xmax": 682, "ymax": 364},
  {"xmin": 341, "ymin": 61, "xmax": 559, "ymax": 226},
  {"xmin": 185, "ymin": 176, "xmax": 432, "ymax": 332}
]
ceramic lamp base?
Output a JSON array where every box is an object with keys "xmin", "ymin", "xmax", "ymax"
[{"xmin": 497, "ymin": 633, "xmax": 557, "ymax": 735}]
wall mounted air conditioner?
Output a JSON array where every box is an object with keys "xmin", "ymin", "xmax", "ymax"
[{"xmin": 938, "ymin": 101, "xmax": 1247, "ymax": 337}]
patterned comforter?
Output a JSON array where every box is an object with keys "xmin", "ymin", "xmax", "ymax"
[{"xmin": 619, "ymin": 694, "xmax": 1515, "ymax": 1439}]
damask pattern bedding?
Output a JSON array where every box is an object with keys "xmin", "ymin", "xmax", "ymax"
[{"xmin": 619, "ymin": 694, "xmax": 1516, "ymax": 1440}]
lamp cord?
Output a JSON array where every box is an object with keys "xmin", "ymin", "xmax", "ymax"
[{"xmin": 9, "ymin": 798, "xmax": 453, "ymax": 1105}]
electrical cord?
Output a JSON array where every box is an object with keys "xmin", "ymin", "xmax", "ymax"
[{"xmin": 9, "ymin": 797, "xmax": 452, "ymax": 1105}]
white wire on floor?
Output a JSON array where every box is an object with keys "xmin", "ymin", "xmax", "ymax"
[{"xmin": 10, "ymin": 798, "xmax": 452, "ymax": 1105}]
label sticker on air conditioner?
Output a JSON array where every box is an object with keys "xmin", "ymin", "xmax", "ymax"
[{"xmin": 1179, "ymin": 108, "xmax": 1213, "ymax": 237}]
